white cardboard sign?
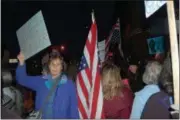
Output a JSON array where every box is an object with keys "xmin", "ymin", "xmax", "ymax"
[
  {"xmin": 145, "ymin": 1, "xmax": 167, "ymax": 18},
  {"xmin": 98, "ymin": 40, "xmax": 105, "ymax": 62},
  {"xmin": 98, "ymin": 40, "xmax": 105, "ymax": 51},
  {"xmin": 16, "ymin": 11, "xmax": 51, "ymax": 60}
]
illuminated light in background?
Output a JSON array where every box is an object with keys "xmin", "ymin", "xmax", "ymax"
[
  {"xmin": 9, "ymin": 59, "xmax": 18, "ymax": 63},
  {"xmin": 60, "ymin": 45, "xmax": 65, "ymax": 51}
]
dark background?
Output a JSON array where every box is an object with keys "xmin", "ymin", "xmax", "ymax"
[
  {"xmin": 2, "ymin": 1, "xmax": 145, "ymax": 59},
  {"xmin": 2, "ymin": 1, "xmax": 178, "ymax": 75}
]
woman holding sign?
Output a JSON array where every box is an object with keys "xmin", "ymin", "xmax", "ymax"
[{"xmin": 16, "ymin": 51, "xmax": 79, "ymax": 119}]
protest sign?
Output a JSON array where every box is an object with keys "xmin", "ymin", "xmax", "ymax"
[
  {"xmin": 98, "ymin": 40, "xmax": 105, "ymax": 51},
  {"xmin": 147, "ymin": 36, "xmax": 165, "ymax": 55},
  {"xmin": 16, "ymin": 11, "xmax": 51, "ymax": 60},
  {"xmin": 144, "ymin": 1, "xmax": 166, "ymax": 18},
  {"xmin": 99, "ymin": 50, "xmax": 105, "ymax": 62},
  {"xmin": 98, "ymin": 40, "xmax": 105, "ymax": 62}
]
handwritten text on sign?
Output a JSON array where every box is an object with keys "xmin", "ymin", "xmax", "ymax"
[
  {"xmin": 16, "ymin": 11, "xmax": 51, "ymax": 60},
  {"xmin": 147, "ymin": 36, "xmax": 165, "ymax": 55}
]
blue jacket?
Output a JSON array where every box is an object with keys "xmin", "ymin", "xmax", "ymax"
[
  {"xmin": 130, "ymin": 84, "xmax": 160, "ymax": 119},
  {"xmin": 16, "ymin": 64, "xmax": 79, "ymax": 119}
]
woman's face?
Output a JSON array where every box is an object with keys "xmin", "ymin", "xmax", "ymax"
[{"xmin": 49, "ymin": 58, "xmax": 63, "ymax": 77}]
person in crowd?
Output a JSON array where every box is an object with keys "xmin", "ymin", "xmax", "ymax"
[
  {"xmin": 101, "ymin": 63, "xmax": 134, "ymax": 119},
  {"xmin": 140, "ymin": 55, "xmax": 176, "ymax": 119},
  {"xmin": 129, "ymin": 59, "xmax": 148, "ymax": 93},
  {"xmin": 1, "ymin": 106, "xmax": 22, "ymax": 119},
  {"xmin": 41, "ymin": 52, "xmax": 49, "ymax": 76},
  {"xmin": 130, "ymin": 61, "xmax": 162, "ymax": 119},
  {"xmin": 111, "ymin": 42, "xmax": 145, "ymax": 93},
  {"xmin": 1, "ymin": 70, "xmax": 22, "ymax": 119},
  {"xmin": 16, "ymin": 51, "xmax": 79, "ymax": 119},
  {"xmin": 103, "ymin": 60, "xmax": 131, "ymax": 89}
]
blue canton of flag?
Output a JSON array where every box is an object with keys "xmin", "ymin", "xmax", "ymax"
[{"xmin": 78, "ymin": 55, "xmax": 88, "ymax": 72}]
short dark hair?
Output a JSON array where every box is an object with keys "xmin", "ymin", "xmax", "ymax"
[{"xmin": 48, "ymin": 50, "xmax": 63, "ymax": 65}]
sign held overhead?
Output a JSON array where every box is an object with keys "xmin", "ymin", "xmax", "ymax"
[
  {"xmin": 16, "ymin": 11, "xmax": 51, "ymax": 60},
  {"xmin": 144, "ymin": 1, "xmax": 167, "ymax": 18},
  {"xmin": 147, "ymin": 36, "xmax": 165, "ymax": 55}
]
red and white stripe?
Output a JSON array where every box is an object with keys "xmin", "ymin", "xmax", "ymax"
[{"xmin": 76, "ymin": 12, "xmax": 105, "ymax": 119}]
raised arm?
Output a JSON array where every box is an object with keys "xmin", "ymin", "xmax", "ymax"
[{"xmin": 16, "ymin": 52, "xmax": 42, "ymax": 91}]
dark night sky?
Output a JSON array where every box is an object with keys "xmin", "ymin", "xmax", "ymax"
[
  {"xmin": 4, "ymin": 1, "xmax": 176, "ymax": 61},
  {"xmin": 2, "ymin": 1, "xmax": 127, "ymax": 61},
  {"xmin": 2, "ymin": 1, "xmax": 179, "ymax": 61},
  {"xmin": 3, "ymin": 1, "xmax": 176, "ymax": 61},
  {"xmin": 3, "ymin": 1, "xmax": 177, "ymax": 75}
]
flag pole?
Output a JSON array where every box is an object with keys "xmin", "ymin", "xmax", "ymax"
[
  {"xmin": 91, "ymin": 9, "xmax": 95, "ymax": 23},
  {"xmin": 117, "ymin": 18, "xmax": 124, "ymax": 58},
  {"xmin": 166, "ymin": 1, "xmax": 179, "ymax": 105}
]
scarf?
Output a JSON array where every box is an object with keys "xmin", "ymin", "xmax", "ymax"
[{"xmin": 43, "ymin": 73, "xmax": 67, "ymax": 119}]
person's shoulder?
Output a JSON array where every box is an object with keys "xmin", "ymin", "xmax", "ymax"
[
  {"xmin": 40, "ymin": 75, "xmax": 49, "ymax": 81},
  {"xmin": 141, "ymin": 91, "xmax": 171, "ymax": 119},
  {"xmin": 145, "ymin": 91, "xmax": 171, "ymax": 111},
  {"xmin": 119, "ymin": 87, "xmax": 134, "ymax": 107},
  {"xmin": 65, "ymin": 79, "xmax": 76, "ymax": 94},
  {"xmin": 56, "ymin": 74, "xmax": 72, "ymax": 86},
  {"xmin": 135, "ymin": 85, "xmax": 160, "ymax": 96},
  {"xmin": 148, "ymin": 91, "xmax": 170, "ymax": 103},
  {"xmin": 66, "ymin": 79, "xmax": 75, "ymax": 87},
  {"xmin": 122, "ymin": 86, "xmax": 133, "ymax": 95},
  {"xmin": 121, "ymin": 87, "xmax": 134, "ymax": 100},
  {"xmin": 62, "ymin": 74, "xmax": 75, "ymax": 87},
  {"xmin": 149, "ymin": 91, "xmax": 168, "ymax": 100}
]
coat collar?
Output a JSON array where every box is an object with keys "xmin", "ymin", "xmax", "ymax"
[{"xmin": 43, "ymin": 73, "xmax": 68, "ymax": 89}]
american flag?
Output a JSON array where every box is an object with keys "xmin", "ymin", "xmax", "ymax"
[
  {"xmin": 76, "ymin": 12, "xmax": 105, "ymax": 119},
  {"xmin": 105, "ymin": 19, "xmax": 124, "ymax": 60}
]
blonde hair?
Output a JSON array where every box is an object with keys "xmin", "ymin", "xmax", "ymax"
[{"xmin": 101, "ymin": 63, "xmax": 124, "ymax": 100}]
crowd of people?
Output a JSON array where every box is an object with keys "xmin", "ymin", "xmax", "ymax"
[
  {"xmin": 102, "ymin": 53, "xmax": 178, "ymax": 119},
  {"xmin": 5, "ymin": 45, "xmax": 176, "ymax": 119},
  {"xmin": 1, "ymin": 41, "xmax": 179, "ymax": 119}
]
